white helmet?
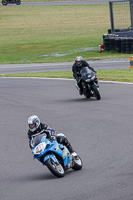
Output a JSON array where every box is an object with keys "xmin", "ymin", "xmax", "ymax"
[
  {"xmin": 75, "ymin": 56, "xmax": 83, "ymax": 67},
  {"xmin": 28, "ymin": 115, "xmax": 40, "ymax": 132}
]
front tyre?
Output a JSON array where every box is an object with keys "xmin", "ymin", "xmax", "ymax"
[
  {"xmin": 16, "ymin": 0, "xmax": 21, "ymax": 5},
  {"xmin": 91, "ymin": 85, "xmax": 101, "ymax": 100},
  {"xmin": 45, "ymin": 158, "xmax": 64, "ymax": 178},
  {"xmin": 72, "ymin": 155, "xmax": 83, "ymax": 170}
]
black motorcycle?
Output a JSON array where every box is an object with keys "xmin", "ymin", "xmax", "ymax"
[
  {"xmin": 2, "ymin": 0, "xmax": 21, "ymax": 5},
  {"xmin": 76, "ymin": 67, "xmax": 101, "ymax": 100}
]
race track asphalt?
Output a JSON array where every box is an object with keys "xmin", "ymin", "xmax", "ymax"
[
  {"xmin": 1, "ymin": 1, "xmax": 133, "ymax": 199},
  {"xmin": 0, "ymin": 0, "xmax": 109, "ymax": 6},
  {"xmin": 1, "ymin": 77, "xmax": 133, "ymax": 200},
  {"xmin": 0, "ymin": 59, "xmax": 130, "ymax": 74}
]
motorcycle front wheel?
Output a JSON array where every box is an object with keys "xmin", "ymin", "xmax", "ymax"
[
  {"xmin": 45, "ymin": 158, "xmax": 65, "ymax": 178},
  {"xmin": 16, "ymin": 0, "xmax": 21, "ymax": 5},
  {"xmin": 91, "ymin": 85, "xmax": 101, "ymax": 100}
]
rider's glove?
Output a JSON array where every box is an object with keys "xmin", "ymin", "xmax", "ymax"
[
  {"xmin": 92, "ymin": 68, "xmax": 96, "ymax": 73},
  {"xmin": 29, "ymin": 140, "xmax": 32, "ymax": 149},
  {"xmin": 89, "ymin": 67, "xmax": 96, "ymax": 73},
  {"xmin": 51, "ymin": 130, "xmax": 56, "ymax": 136}
]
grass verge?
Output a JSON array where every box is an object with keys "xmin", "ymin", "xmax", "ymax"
[
  {"xmin": 0, "ymin": 69, "xmax": 133, "ymax": 83},
  {"xmin": 0, "ymin": 5, "xmax": 131, "ymax": 64}
]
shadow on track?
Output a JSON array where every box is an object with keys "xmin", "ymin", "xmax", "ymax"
[
  {"xmin": 12, "ymin": 169, "xmax": 80, "ymax": 182},
  {"xmin": 57, "ymin": 98, "xmax": 100, "ymax": 103}
]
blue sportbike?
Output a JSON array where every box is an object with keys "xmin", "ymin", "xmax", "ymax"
[{"xmin": 31, "ymin": 133, "xmax": 83, "ymax": 177}]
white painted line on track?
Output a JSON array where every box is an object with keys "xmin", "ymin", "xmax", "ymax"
[
  {"xmin": 0, "ymin": 76, "xmax": 133, "ymax": 85},
  {"xmin": 99, "ymin": 80, "xmax": 133, "ymax": 85}
]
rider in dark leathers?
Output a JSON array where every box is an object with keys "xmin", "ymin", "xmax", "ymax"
[
  {"xmin": 72, "ymin": 56, "xmax": 97, "ymax": 95},
  {"xmin": 27, "ymin": 115, "xmax": 77, "ymax": 156}
]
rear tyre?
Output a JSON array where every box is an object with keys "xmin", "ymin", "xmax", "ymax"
[
  {"xmin": 91, "ymin": 85, "xmax": 101, "ymax": 100},
  {"xmin": 72, "ymin": 155, "xmax": 83, "ymax": 170},
  {"xmin": 2, "ymin": 0, "xmax": 8, "ymax": 5},
  {"xmin": 45, "ymin": 158, "xmax": 64, "ymax": 178}
]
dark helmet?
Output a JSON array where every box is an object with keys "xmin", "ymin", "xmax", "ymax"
[
  {"xmin": 75, "ymin": 56, "xmax": 83, "ymax": 67},
  {"xmin": 28, "ymin": 115, "xmax": 40, "ymax": 132}
]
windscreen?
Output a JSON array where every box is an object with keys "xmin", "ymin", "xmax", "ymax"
[
  {"xmin": 32, "ymin": 133, "xmax": 46, "ymax": 146},
  {"xmin": 80, "ymin": 67, "xmax": 92, "ymax": 75}
]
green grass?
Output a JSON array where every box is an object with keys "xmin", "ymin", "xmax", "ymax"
[
  {"xmin": 1, "ymin": 69, "xmax": 133, "ymax": 83},
  {"xmin": 98, "ymin": 69, "xmax": 133, "ymax": 82},
  {"xmin": 0, "ymin": 4, "xmax": 131, "ymax": 64}
]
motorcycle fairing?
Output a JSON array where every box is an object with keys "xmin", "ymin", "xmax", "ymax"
[{"xmin": 32, "ymin": 135, "xmax": 71, "ymax": 168}]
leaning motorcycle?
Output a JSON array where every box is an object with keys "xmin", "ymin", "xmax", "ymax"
[
  {"xmin": 76, "ymin": 67, "xmax": 101, "ymax": 100},
  {"xmin": 2, "ymin": 0, "xmax": 21, "ymax": 6},
  {"xmin": 30, "ymin": 133, "xmax": 83, "ymax": 178}
]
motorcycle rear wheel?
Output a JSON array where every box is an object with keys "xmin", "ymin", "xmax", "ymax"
[
  {"xmin": 91, "ymin": 85, "xmax": 101, "ymax": 100},
  {"xmin": 2, "ymin": 0, "xmax": 8, "ymax": 5},
  {"xmin": 72, "ymin": 155, "xmax": 83, "ymax": 170},
  {"xmin": 45, "ymin": 158, "xmax": 65, "ymax": 178}
]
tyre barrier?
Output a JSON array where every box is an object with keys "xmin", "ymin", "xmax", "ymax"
[
  {"xmin": 131, "ymin": 39, "xmax": 133, "ymax": 54},
  {"xmin": 103, "ymin": 38, "xmax": 110, "ymax": 51},
  {"xmin": 121, "ymin": 38, "xmax": 126, "ymax": 53},
  {"xmin": 103, "ymin": 35, "xmax": 133, "ymax": 54},
  {"xmin": 115, "ymin": 37, "xmax": 121, "ymax": 53},
  {"xmin": 110, "ymin": 37, "xmax": 115, "ymax": 51},
  {"xmin": 126, "ymin": 38, "xmax": 132, "ymax": 54}
]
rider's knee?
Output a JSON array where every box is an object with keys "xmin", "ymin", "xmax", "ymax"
[{"xmin": 56, "ymin": 133, "xmax": 67, "ymax": 144}]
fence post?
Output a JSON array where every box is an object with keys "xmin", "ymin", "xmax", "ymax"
[
  {"xmin": 129, "ymin": 0, "xmax": 133, "ymax": 31},
  {"xmin": 109, "ymin": 1, "xmax": 114, "ymax": 33}
]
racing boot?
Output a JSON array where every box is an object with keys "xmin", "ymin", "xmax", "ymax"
[
  {"xmin": 71, "ymin": 152, "xmax": 78, "ymax": 157},
  {"xmin": 79, "ymin": 88, "xmax": 83, "ymax": 95},
  {"xmin": 66, "ymin": 143, "xmax": 77, "ymax": 157}
]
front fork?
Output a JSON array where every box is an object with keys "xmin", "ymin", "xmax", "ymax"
[
  {"xmin": 82, "ymin": 82, "xmax": 95, "ymax": 96},
  {"xmin": 44, "ymin": 154, "xmax": 58, "ymax": 164},
  {"xmin": 75, "ymin": 84, "xmax": 80, "ymax": 91}
]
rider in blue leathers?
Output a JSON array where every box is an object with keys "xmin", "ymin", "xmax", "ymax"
[{"xmin": 27, "ymin": 115, "xmax": 77, "ymax": 156}]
